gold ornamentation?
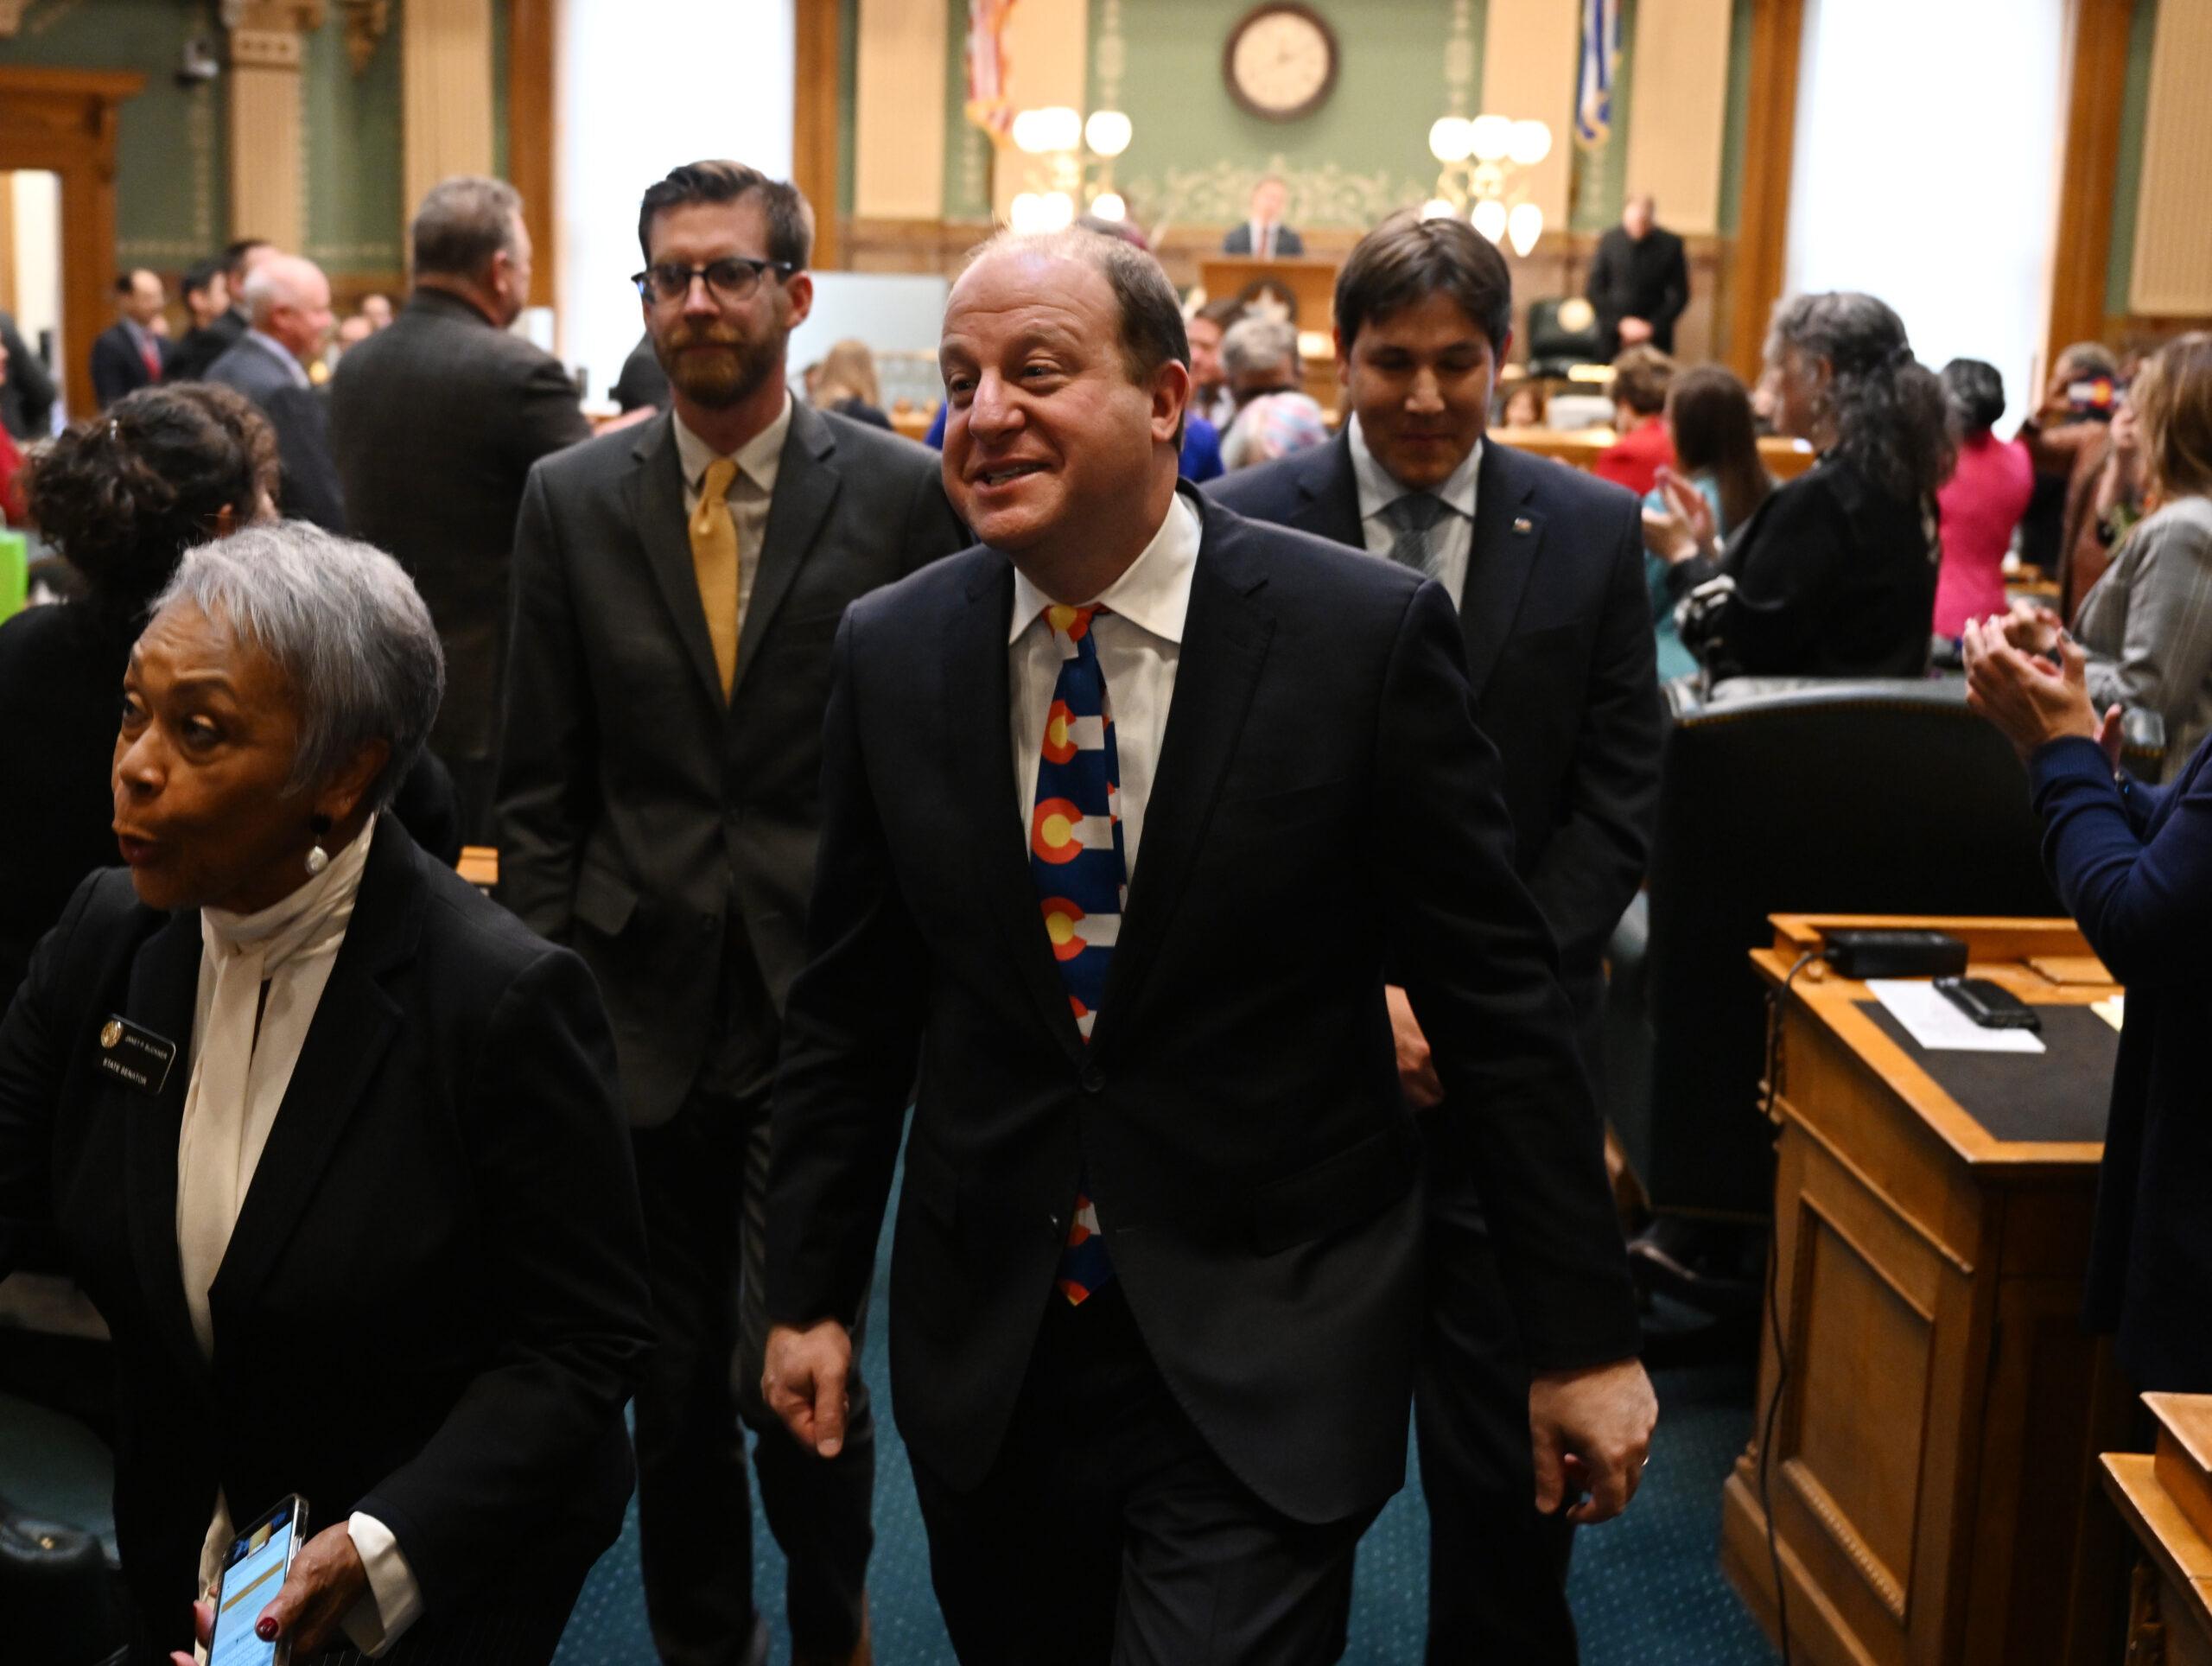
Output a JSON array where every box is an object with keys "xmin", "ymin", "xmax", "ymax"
[{"xmin": 340, "ymin": 0, "xmax": 387, "ymax": 73}]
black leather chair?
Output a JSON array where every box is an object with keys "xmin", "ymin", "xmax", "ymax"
[
  {"xmin": 1607, "ymin": 677, "xmax": 2059, "ymax": 1230},
  {"xmin": 1523, "ymin": 296, "xmax": 1608, "ymax": 381}
]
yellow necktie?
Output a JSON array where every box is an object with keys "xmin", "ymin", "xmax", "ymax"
[{"xmin": 690, "ymin": 455, "xmax": 740, "ymax": 696}]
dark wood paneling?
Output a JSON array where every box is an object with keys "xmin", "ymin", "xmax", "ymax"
[
  {"xmin": 2046, "ymin": 0, "xmax": 2136, "ymax": 377},
  {"xmin": 793, "ymin": 0, "xmax": 842, "ymax": 270},
  {"xmin": 1725, "ymin": 0, "xmax": 1804, "ymax": 386},
  {"xmin": 507, "ymin": 0, "xmax": 556, "ymax": 307}
]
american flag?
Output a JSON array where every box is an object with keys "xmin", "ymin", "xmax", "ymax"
[
  {"xmin": 1575, "ymin": 0, "xmax": 1621, "ymax": 148},
  {"xmin": 966, "ymin": 0, "xmax": 1019, "ymax": 137}
]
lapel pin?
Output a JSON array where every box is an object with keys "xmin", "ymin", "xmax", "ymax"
[
  {"xmin": 100, "ymin": 1020, "xmax": 121, "ymax": 1049},
  {"xmin": 1512, "ymin": 517, "xmax": 1533, "ymax": 535}
]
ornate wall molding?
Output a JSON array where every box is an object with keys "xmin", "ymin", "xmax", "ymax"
[{"xmin": 340, "ymin": 0, "xmax": 388, "ymax": 72}]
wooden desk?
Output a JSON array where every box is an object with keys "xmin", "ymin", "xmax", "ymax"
[
  {"xmin": 1721, "ymin": 914, "xmax": 2134, "ymax": 1664},
  {"xmin": 2104, "ymin": 1394, "xmax": 2212, "ymax": 1664}
]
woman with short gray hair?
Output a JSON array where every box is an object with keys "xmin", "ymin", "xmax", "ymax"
[{"xmin": 0, "ymin": 521, "xmax": 652, "ymax": 1663}]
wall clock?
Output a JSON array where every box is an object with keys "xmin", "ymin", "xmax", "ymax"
[{"xmin": 1223, "ymin": 3, "xmax": 1338, "ymax": 124}]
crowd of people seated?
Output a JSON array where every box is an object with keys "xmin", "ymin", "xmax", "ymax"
[{"xmin": 0, "ymin": 149, "xmax": 2209, "ymax": 1666}]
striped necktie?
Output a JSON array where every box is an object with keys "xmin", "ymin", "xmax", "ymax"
[
  {"xmin": 1028, "ymin": 603, "xmax": 1124, "ymax": 1304},
  {"xmin": 1382, "ymin": 491, "xmax": 1448, "ymax": 580}
]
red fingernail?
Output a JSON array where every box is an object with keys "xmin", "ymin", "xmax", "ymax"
[{"xmin": 257, "ymin": 1618, "xmax": 278, "ymax": 1641}]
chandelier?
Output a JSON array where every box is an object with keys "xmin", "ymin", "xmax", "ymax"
[
  {"xmin": 1006, "ymin": 105, "xmax": 1135, "ymax": 234},
  {"xmin": 1423, "ymin": 114, "xmax": 1551, "ymax": 257}
]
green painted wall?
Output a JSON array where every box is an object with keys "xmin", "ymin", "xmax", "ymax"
[
  {"xmin": 1715, "ymin": 0, "xmax": 1752, "ymax": 236},
  {"xmin": 2107, "ymin": 0, "xmax": 2158, "ymax": 317},
  {"xmin": 301, "ymin": 5, "xmax": 404, "ymax": 274},
  {"xmin": 0, "ymin": 0, "xmax": 228, "ymax": 265},
  {"xmin": 836, "ymin": 0, "xmax": 859, "ymax": 219},
  {"xmin": 943, "ymin": 3, "xmax": 993, "ymax": 220}
]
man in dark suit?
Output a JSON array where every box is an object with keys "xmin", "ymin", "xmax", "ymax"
[
  {"xmin": 1587, "ymin": 193, "xmax": 1688, "ymax": 357},
  {"xmin": 762, "ymin": 226, "xmax": 1653, "ymax": 1663},
  {"xmin": 163, "ymin": 257, "xmax": 231, "ymax": 385},
  {"xmin": 90, "ymin": 270, "xmax": 171, "ymax": 409},
  {"xmin": 205, "ymin": 253, "xmax": 346, "ymax": 532},
  {"xmin": 1220, "ymin": 174, "xmax": 1306, "ymax": 257},
  {"xmin": 0, "ymin": 308, "xmax": 56, "ymax": 441},
  {"xmin": 164, "ymin": 238, "xmax": 268, "ymax": 384},
  {"xmin": 499, "ymin": 160, "xmax": 964, "ymax": 1666},
  {"xmin": 1209, "ymin": 212, "xmax": 1660, "ymax": 1663},
  {"xmin": 330, "ymin": 177, "xmax": 588, "ymax": 841}
]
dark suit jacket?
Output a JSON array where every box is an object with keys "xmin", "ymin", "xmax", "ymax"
[
  {"xmin": 764, "ymin": 495, "xmax": 1639, "ymax": 1525},
  {"xmin": 90, "ymin": 323, "xmax": 169, "ymax": 409},
  {"xmin": 1587, "ymin": 224, "xmax": 1689, "ymax": 355},
  {"xmin": 2031, "ymin": 732, "xmax": 2212, "ymax": 1390},
  {"xmin": 497, "ymin": 403, "xmax": 969, "ymax": 1126},
  {"xmin": 0, "ymin": 824, "xmax": 653, "ymax": 1656},
  {"xmin": 204, "ymin": 338, "xmax": 348, "ymax": 531},
  {"xmin": 1207, "ymin": 435, "xmax": 1660, "ymax": 995},
  {"xmin": 0, "ymin": 308, "xmax": 56, "ymax": 440},
  {"xmin": 329, "ymin": 289, "xmax": 590, "ymax": 764},
  {"xmin": 163, "ymin": 308, "xmax": 245, "ymax": 385},
  {"xmin": 1220, "ymin": 222, "xmax": 1306, "ymax": 257}
]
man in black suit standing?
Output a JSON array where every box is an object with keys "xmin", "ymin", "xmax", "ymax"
[
  {"xmin": 166, "ymin": 238, "xmax": 269, "ymax": 383},
  {"xmin": 499, "ymin": 160, "xmax": 965, "ymax": 1666},
  {"xmin": 1586, "ymin": 193, "xmax": 1688, "ymax": 357},
  {"xmin": 1209, "ymin": 212, "xmax": 1660, "ymax": 1663},
  {"xmin": 331, "ymin": 176, "xmax": 588, "ymax": 841},
  {"xmin": 1219, "ymin": 174, "xmax": 1306, "ymax": 257},
  {"xmin": 205, "ymin": 253, "xmax": 346, "ymax": 532},
  {"xmin": 165, "ymin": 257, "xmax": 232, "ymax": 383},
  {"xmin": 90, "ymin": 270, "xmax": 171, "ymax": 408},
  {"xmin": 762, "ymin": 226, "xmax": 1653, "ymax": 1663}
]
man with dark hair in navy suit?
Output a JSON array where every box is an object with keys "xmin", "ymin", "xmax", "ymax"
[{"xmin": 1210, "ymin": 209, "xmax": 1662, "ymax": 1664}]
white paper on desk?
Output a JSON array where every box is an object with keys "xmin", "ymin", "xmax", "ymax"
[{"xmin": 1865, "ymin": 980, "xmax": 2048, "ymax": 1053}]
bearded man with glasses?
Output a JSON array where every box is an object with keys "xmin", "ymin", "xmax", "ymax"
[{"xmin": 496, "ymin": 159, "xmax": 966, "ymax": 1666}]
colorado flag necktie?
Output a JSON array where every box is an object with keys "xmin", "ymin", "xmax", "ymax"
[{"xmin": 1029, "ymin": 604, "xmax": 1124, "ymax": 1304}]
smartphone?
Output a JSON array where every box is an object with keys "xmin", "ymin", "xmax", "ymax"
[
  {"xmin": 1936, "ymin": 976, "xmax": 2043, "ymax": 1032},
  {"xmin": 208, "ymin": 1494, "xmax": 308, "ymax": 1666}
]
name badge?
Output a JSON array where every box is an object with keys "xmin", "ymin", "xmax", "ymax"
[{"xmin": 96, "ymin": 1014, "xmax": 178, "ymax": 1097}]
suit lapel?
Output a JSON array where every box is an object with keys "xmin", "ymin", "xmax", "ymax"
[
  {"xmin": 734, "ymin": 403, "xmax": 842, "ymax": 701},
  {"xmin": 120, "ymin": 907, "xmax": 215, "ymax": 1394},
  {"xmin": 623, "ymin": 414, "xmax": 728, "ymax": 706},
  {"xmin": 1287, "ymin": 435, "xmax": 1367, "ymax": 550},
  {"xmin": 1092, "ymin": 502, "xmax": 1274, "ymax": 1049},
  {"xmin": 1458, "ymin": 441, "xmax": 1546, "ymax": 702},
  {"xmin": 947, "ymin": 557, "xmax": 1090, "ymax": 1064},
  {"xmin": 208, "ymin": 826, "xmax": 419, "ymax": 1324}
]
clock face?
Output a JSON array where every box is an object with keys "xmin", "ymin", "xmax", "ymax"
[{"xmin": 1226, "ymin": 5, "xmax": 1337, "ymax": 122}]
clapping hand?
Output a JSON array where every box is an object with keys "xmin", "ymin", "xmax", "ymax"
[
  {"xmin": 1643, "ymin": 467, "xmax": 1715, "ymax": 563},
  {"xmin": 1961, "ymin": 614, "xmax": 2118, "ymax": 765}
]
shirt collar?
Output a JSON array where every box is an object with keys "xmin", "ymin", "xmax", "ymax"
[
  {"xmin": 674, "ymin": 391, "xmax": 793, "ymax": 497},
  {"xmin": 1347, "ymin": 414, "xmax": 1480, "ymax": 525},
  {"xmin": 245, "ymin": 328, "xmax": 311, "ymax": 388},
  {"xmin": 1008, "ymin": 488, "xmax": 1203, "ymax": 646}
]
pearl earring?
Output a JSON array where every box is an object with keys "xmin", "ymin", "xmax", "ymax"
[{"xmin": 305, "ymin": 813, "xmax": 333, "ymax": 876}]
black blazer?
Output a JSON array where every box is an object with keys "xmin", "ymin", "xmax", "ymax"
[
  {"xmin": 91, "ymin": 323, "xmax": 169, "ymax": 409},
  {"xmin": 1220, "ymin": 223, "xmax": 1306, "ymax": 257},
  {"xmin": 1586, "ymin": 225, "xmax": 1689, "ymax": 355},
  {"xmin": 163, "ymin": 309, "xmax": 246, "ymax": 385},
  {"xmin": 497, "ymin": 403, "xmax": 968, "ymax": 1125},
  {"xmin": 329, "ymin": 290, "xmax": 591, "ymax": 764},
  {"xmin": 765, "ymin": 495, "xmax": 1639, "ymax": 1526},
  {"xmin": 0, "ymin": 827, "xmax": 653, "ymax": 1656},
  {"xmin": 204, "ymin": 340, "xmax": 348, "ymax": 531},
  {"xmin": 1207, "ymin": 435, "xmax": 1660, "ymax": 991}
]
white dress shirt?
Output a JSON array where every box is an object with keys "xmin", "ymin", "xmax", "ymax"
[
  {"xmin": 674, "ymin": 395, "xmax": 792, "ymax": 626},
  {"xmin": 182, "ymin": 818, "xmax": 420, "ymax": 1658},
  {"xmin": 1008, "ymin": 491, "xmax": 1202, "ymax": 881},
  {"xmin": 1346, "ymin": 414, "xmax": 1482, "ymax": 610}
]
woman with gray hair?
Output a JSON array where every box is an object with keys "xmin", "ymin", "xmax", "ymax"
[
  {"xmin": 0, "ymin": 522, "xmax": 652, "ymax": 1663},
  {"xmin": 1647, "ymin": 290, "xmax": 1955, "ymax": 677}
]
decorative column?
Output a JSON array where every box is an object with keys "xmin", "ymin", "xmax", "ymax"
[
  {"xmin": 403, "ymin": 0, "xmax": 494, "ymax": 222},
  {"xmin": 223, "ymin": 0, "xmax": 324, "ymax": 249}
]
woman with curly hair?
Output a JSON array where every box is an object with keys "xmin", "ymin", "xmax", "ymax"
[{"xmin": 1647, "ymin": 291, "xmax": 1955, "ymax": 678}]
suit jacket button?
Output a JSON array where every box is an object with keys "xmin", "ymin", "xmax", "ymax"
[{"xmin": 1080, "ymin": 1065, "xmax": 1105, "ymax": 1094}]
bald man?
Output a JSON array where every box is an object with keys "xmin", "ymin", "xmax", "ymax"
[{"xmin": 206, "ymin": 252, "xmax": 347, "ymax": 530}]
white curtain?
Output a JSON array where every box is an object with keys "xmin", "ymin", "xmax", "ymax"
[
  {"xmin": 555, "ymin": 0, "xmax": 797, "ymax": 402},
  {"xmin": 1783, "ymin": 0, "xmax": 2067, "ymax": 430}
]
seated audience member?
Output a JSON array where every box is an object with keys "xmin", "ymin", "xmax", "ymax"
[
  {"xmin": 1961, "ymin": 614, "xmax": 2212, "ymax": 1395},
  {"xmin": 2018, "ymin": 340, "xmax": 2120, "ymax": 575},
  {"xmin": 1185, "ymin": 295, "xmax": 1243, "ymax": 429},
  {"xmin": 1642, "ymin": 365, "xmax": 1770, "ymax": 682},
  {"xmin": 1999, "ymin": 333, "xmax": 2212, "ymax": 782},
  {"xmin": 206, "ymin": 253, "xmax": 347, "ymax": 530},
  {"xmin": 1218, "ymin": 315, "xmax": 1328, "ymax": 469},
  {"xmin": 0, "ymin": 385, "xmax": 268, "ymax": 1000},
  {"xmin": 812, "ymin": 336, "xmax": 893, "ymax": 429},
  {"xmin": 1932, "ymin": 358, "xmax": 2033, "ymax": 639},
  {"xmin": 0, "ymin": 523, "xmax": 653, "ymax": 1664},
  {"xmin": 2062, "ymin": 386, "xmax": 2150, "ymax": 619},
  {"xmin": 1221, "ymin": 174, "xmax": 1304, "ymax": 256},
  {"xmin": 92, "ymin": 270, "xmax": 172, "ymax": 409},
  {"xmin": 1648, "ymin": 291, "xmax": 1952, "ymax": 679},
  {"xmin": 1500, "ymin": 380, "xmax": 1547, "ymax": 429},
  {"xmin": 1592, "ymin": 345, "xmax": 1676, "ymax": 497}
]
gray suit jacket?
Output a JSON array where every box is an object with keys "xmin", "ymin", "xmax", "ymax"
[
  {"xmin": 328, "ymin": 289, "xmax": 591, "ymax": 763},
  {"xmin": 204, "ymin": 337, "xmax": 347, "ymax": 532},
  {"xmin": 496, "ymin": 401, "xmax": 969, "ymax": 1124}
]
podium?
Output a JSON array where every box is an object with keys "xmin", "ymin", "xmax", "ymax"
[{"xmin": 1199, "ymin": 254, "xmax": 1341, "ymax": 414}]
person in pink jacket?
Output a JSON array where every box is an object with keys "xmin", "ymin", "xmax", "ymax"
[{"xmin": 1935, "ymin": 358, "xmax": 2034, "ymax": 637}]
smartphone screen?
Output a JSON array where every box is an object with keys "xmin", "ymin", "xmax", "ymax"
[{"xmin": 209, "ymin": 1501, "xmax": 302, "ymax": 1666}]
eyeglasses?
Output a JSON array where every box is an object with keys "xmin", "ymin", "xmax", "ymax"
[{"xmin": 631, "ymin": 257, "xmax": 798, "ymax": 305}]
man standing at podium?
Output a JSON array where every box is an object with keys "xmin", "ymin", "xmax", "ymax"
[{"xmin": 1221, "ymin": 175, "xmax": 1306, "ymax": 258}]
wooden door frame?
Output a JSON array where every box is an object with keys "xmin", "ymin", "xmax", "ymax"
[
  {"xmin": 1725, "ymin": 0, "xmax": 1804, "ymax": 386},
  {"xmin": 0, "ymin": 67, "xmax": 146, "ymax": 418},
  {"xmin": 2045, "ymin": 0, "xmax": 2135, "ymax": 376}
]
